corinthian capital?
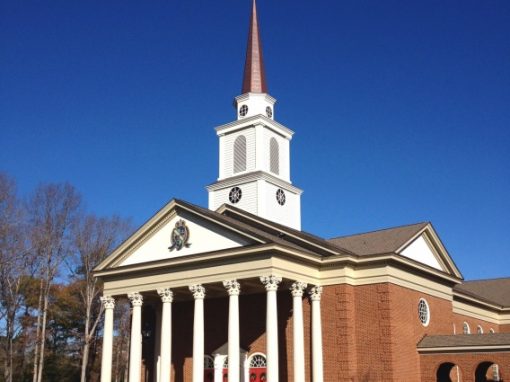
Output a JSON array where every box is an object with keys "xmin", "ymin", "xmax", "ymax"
[
  {"xmin": 157, "ymin": 288, "xmax": 174, "ymax": 303},
  {"xmin": 290, "ymin": 281, "xmax": 308, "ymax": 297},
  {"xmin": 100, "ymin": 295, "xmax": 115, "ymax": 310},
  {"xmin": 223, "ymin": 280, "xmax": 241, "ymax": 296},
  {"xmin": 260, "ymin": 275, "xmax": 282, "ymax": 292},
  {"xmin": 189, "ymin": 284, "xmax": 206, "ymax": 299},
  {"xmin": 127, "ymin": 292, "xmax": 143, "ymax": 307},
  {"xmin": 309, "ymin": 285, "xmax": 323, "ymax": 301}
]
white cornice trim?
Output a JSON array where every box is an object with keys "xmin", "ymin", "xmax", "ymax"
[
  {"xmin": 215, "ymin": 115, "xmax": 294, "ymax": 138},
  {"xmin": 418, "ymin": 345, "xmax": 510, "ymax": 354},
  {"xmin": 207, "ymin": 171, "xmax": 303, "ymax": 194},
  {"xmin": 235, "ymin": 92, "xmax": 276, "ymax": 104}
]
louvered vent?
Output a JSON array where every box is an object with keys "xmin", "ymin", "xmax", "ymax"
[
  {"xmin": 233, "ymin": 135, "xmax": 247, "ymax": 173},
  {"xmin": 270, "ymin": 137, "xmax": 279, "ymax": 175}
]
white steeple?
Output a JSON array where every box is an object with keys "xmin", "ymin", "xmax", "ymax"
[{"xmin": 207, "ymin": 0, "xmax": 302, "ymax": 230}]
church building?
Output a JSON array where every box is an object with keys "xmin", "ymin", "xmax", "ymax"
[{"xmin": 94, "ymin": 1, "xmax": 510, "ymax": 381}]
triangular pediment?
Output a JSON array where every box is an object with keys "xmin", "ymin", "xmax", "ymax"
[
  {"xmin": 396, "ymin": 225, "xmax": 462, "ymax": 279},
  {"xmin": 95, "ymin": 199, "xmax": 263, "ymax": 271},
  {"xmin": 399, "ymin": 234, "xmax": 443, "ymax": 270}
]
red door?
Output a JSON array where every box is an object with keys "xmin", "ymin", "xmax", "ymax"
[
  {"xmin": 204, "ymin": 368, "xmax": 214, "ymax": 382},
  {"xmin": 249, "ymin": 368, "xmax": 266, "ymax": 382},
  {"xmin": 222, "ymin": 368, "xmax": 228, "ymax": 381}
]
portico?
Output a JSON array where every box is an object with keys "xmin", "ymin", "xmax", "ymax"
[{"xmin": 98, "ymin": 274, "xmax": 323, "ymax": 382}]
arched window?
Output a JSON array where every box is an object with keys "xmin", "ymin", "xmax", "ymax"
[
  {"xmin": 249, "ymin": 353, "xmax": 267, "ymax": 368},
  {"xmin": 463, "ymin": 322, "xmax": 471, "ymax": 334},
  {"xmin": 233, "ymin": 135, "xmax": 247, "ymax": 173},
  {"xmin": 477, "ymin": 325, "xmax": 483, "ymax": 334},
  {"xmin": 489, "ymin": 328, "xmax": 495, "ymax": 334},
  {"xmin": 270, "ymin": 137, "xmax": 279, "ymax": 175}
]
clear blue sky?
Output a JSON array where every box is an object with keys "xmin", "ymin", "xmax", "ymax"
[{"xmin": 1, "ymin": 1, "xmax": 509, "ymax": 280}]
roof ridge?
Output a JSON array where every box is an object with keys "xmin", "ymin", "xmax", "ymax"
[{"xmin": 328, "ymin": 221, "xmax": 429, "ymax": 240}]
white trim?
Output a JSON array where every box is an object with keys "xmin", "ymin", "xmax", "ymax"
[
  {"xmin": 207, "ymin": 171, "xmax": 303, "ymax": 194},
  {"xmin": 418, "ymin": 344, "xmax": 510, "ymax": 353},
  {"xmin": 248, "ymin": 352, "xmax": 267, "ymax": 368}
]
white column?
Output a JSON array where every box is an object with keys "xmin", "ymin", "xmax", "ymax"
[
  {"xmin": 128, "ymin": 292, "xmax": 143, "ymax": 382},
  {"xmin": 190, "ymin": 284, "xmax": 206, "ymax": 382},
  {"xmin": 100, "ymin": 296, "xmax": 115, "ymax": 382},
  {"xmin": 309, "ymin": 286, "xmax": 323, "ymax": 382},
  {"xmin": 158, "ymin": 288, "xmax": 173, "ymax": 382},
  {"xmin": 154, "ymin": 306, "xmax": 162, "ymax": 382},
  {"xmin": 223, "ymin": 280, "xmax": 241, "ymax": 382},
  {"xmin": 213, "ymin": 355, "xmax": 225, "ymax": 382},
  {"xmin": 290, "ymin": 282, "xmax": 307, "ymax": 382},
  {"xmin": 260, "ymin": 275, "xmax": 282, "ymax": 382}
]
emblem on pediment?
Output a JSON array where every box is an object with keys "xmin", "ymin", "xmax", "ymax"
[{"xmin": 168, "ymin": 219, "xmax": 191, "ymax": 251}]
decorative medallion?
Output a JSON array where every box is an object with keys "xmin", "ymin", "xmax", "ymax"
[
  {"xmin": 168, "ymin": 219, "xmax": 191, "ymax": 251},
  {"xmin": 229, "ymin": 186, "xmax": 242, "ymax": 204},
  {"xmin": 276, "ymin": 188, "xmax": 286, "ymax": 206},
  {"xmin": 239, "ymin": 104, "xmax": 248, "ymax": 117},
  {"xmin": 266, "ymin": 106, "xmax": 273, "ymax": 118}
]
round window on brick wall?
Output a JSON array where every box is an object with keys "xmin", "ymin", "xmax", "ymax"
[{"xmin": 418, "ymin": 298, "xmax": 430, "ymax": 327}]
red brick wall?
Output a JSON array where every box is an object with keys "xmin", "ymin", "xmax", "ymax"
[
  {"xmin": 322, "ymin": 284, "xmax": 357, "ymax": 382},
  {"xmin": 453, "ymin": 312, "xmax": 499, "ymax": 334},
  {"xmin": 387, "ymin": 284, "xmax": 454, "ymax": 382}
]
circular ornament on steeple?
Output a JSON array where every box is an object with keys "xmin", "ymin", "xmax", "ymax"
[
  {"xmin": 276, "ymin": 189, "xmax": 286, "ymax": 206},
  {"xmin": 229, "ymin": 187, "xmax": 242, "ymax": 204},
  {"xmin": 266, "ymin": 106, "xmax": 273, "ymax": 119},
  {"xmin": 239, "ymin": 105, "xmax": 248, "ymax": 117}
]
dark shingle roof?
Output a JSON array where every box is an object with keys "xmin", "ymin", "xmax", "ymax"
[
  {"xmin": 327, "ymin": 222, "xmax": 429, "ymax": 256},
  {"xmin": 418, "ymin": 333, "xmax": 510, "ymax": 348},
  {"xmin": 454, "ymin": 278, "xmax": 510, "ymax": 308},
  {"xmin": 175, "ymin": 199, "xmax": 322, "ymax": 256},
  {"xmin": 218, "ymin": 204, "xmax": 354, "ymax": 256}
]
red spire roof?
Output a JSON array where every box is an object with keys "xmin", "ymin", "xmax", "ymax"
[{"xmin": 241, "ymin": 0, "xmax": 268, "ymax": 94}]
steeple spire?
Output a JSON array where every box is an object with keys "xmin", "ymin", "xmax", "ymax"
[{"xmin": 241, "ymin": 0, "xmax": 268, "ymax": 94}]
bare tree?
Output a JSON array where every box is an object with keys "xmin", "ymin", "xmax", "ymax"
[
  {"xmin": 72, "ymin": 214, "xmax": 131, "ymax": 382},
  {"xmin": 28, "ymin": 183, "xmax": 81, "ymax": 382},
  {"xmin": 0, "ymin": 173, "xmax": 28, "ymax": 382}
]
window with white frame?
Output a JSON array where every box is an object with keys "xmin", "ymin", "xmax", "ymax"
[
  {"xmin": 463, "ymin": 322, "xmax": 471, "ymax": 334},
  {"xmin": 477, "ymin": 325, "xmax": 483, "ymax": 334},
  {"xmin": 418, "ymin": 298, "xmax": 430, "ymax": 326},
  {"xmin": 249, "ymin": 353, "xmax": 267, "ymax": 368},
  {"xmin": 490, "ymin": 328, "xmax": 495, "ymax": 334}
]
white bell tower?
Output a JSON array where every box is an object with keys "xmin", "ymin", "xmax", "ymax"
[{"xmin": 207, "ymin": 0, "xmax": 302, "ymax": 230}]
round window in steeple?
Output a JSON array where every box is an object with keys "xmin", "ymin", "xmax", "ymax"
[
  {"xmin": 229, "ymin": 187, "xmax": 242, "ymax": 204},
  {"xmin": 239, "ymin": 105, "xmax": 248, "ymax": 117},
  {"xmin": 276, "ymin": 189, "xmax": 286, "ymax": 206},
  {"xmin": 266, "ymin": 106, "xmax": 273, "ymax": 119}
]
